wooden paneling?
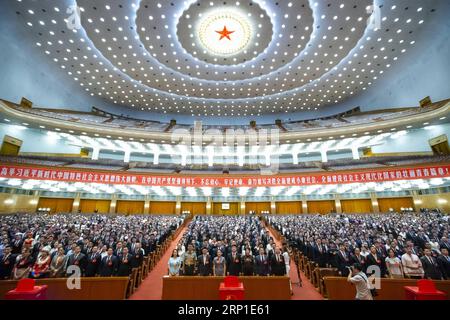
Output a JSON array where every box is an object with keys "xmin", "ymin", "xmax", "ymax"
[
  {"xmin": 0, "ymin": 278, "xmax": 128, "ymax": 300},
  {"xmin": 378, "ymin": 197, "xmax": 414, "ymax": 212},
  {"xmin": 245, "ymin": 202, "xmax": 271, "ymax": 214},
  {"xmin": 162, "ymin": 276, "xmax": 290, "ymax": 300},
  {"xmin": 79, "ymin": 199, "xmax": 111, "ymax": 213},
  {"xmin": 115, "ymin": 200, "xmax": 144, "ymax": 215},
  {"xmin": 340, "ymin": 199, "xmax": 373, "ymax": 213},
  {"xmin": 38, "ymin": 198, "xmax": 74, "ymax": 214},
  {"xmin": 307, "ymin": 200, "xmax": 336, "ymax": 214},
  {"xmin": 181, "ymin": 202, "xmax": 206, "ymax": 215},
  {"xmin": 212, "ymin": 202, "xmax": 240, "ymax": 215},
  {"xmin": 414, "ymin": 193, "xmax": 450, "ymax": 211},
  {"xmin": 276, "ymin": 201, "xmax": 302, "ymax": 214},
  {"xmin": 0, "ymin": 194, "xmax": 37, "ymax": 214},
  {"xmin": 150, "ymin": 201, "xmax": 176, "ymax": 215},
  {"xmin": 324, "ymin": 277, "xmax": 450, "ymax": 300}
]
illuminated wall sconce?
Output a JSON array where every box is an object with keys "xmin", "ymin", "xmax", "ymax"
[
  {"xmin": 4, "ymin": 199, "xmax": 14, "ymax": 205},
  {"xmin": 437, "ymin": 198, "xmax": 448, "ymax": 204},
  {"xmin": 29, "ymin": 199, "xmax": 38, "ymax": 205}
]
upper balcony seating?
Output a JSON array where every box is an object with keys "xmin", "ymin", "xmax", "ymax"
[
  {"xmin": 4, "ymin": 98, "xmax": 447, "ymax": 134},
  {"xmin": 0, "ymin": 154, "xmax": 447, "ymax": 174}
]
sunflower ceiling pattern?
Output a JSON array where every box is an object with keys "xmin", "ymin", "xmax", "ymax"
[{"xmin": 13, "ymin": 0, "xmax": 437, "ymax": 117}]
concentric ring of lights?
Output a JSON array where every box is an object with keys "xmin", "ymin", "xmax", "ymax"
[
  {"xmin": 12, "ymin": 0, "xmax": 437, "ymax": 117},
  {"xmin": 197, "ymin": 11, "xmax": 252, "ymax": 57}
]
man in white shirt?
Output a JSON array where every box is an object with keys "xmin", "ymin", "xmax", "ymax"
[
  {"xmin": 401, "ymin": 246, "xmax": 424, "ymax": 278},
  {"xmin": 347, "ymin": 263, "xmax": 373, "ymax": 300}
]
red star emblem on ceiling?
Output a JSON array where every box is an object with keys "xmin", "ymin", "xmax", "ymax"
[{"xmin": 215, "ymin": 26, "xmax": 235, "ymax": 40}]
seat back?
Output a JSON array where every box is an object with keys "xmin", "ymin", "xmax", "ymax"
[
  {"xmin": 16, "ymin": 278, "xmax": 35, "ymax": 291},
  {"xmin": 224, "ymin": 276, "xmax": 239, "ymax": 287},
  {"xmin": 417, "ymin": 279, "xmax": 436, "ymax": 293}
]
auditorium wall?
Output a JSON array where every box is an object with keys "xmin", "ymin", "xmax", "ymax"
[
  {"xmin": 79, "ymin": 199, "xmax": 111, "ymax": 213},
  {"xmin": 275, "ymin": 201, "xmax": 302, "ymax": 214},
  {"xmin": 377, "ymin": 197, "xmax": 414, "ymax": 213},
  {"xmin": 413, "ymin": 193, "xmax": 450, "ymax": 212},
  {"xmin": 115, "ymin": 200, "xmax": 144, "ymax": 215},
  {"xmin": 38, "ymin": 197, "xmax": 73, "ymax": 214},
  {"xmin": 149, "ymin": 201, "xmax": 176, "ymax": 215},
  {"xmin": 245, "ymin": 202, "xmax": 271, "ymax": 214},
  {"xmin": 181, "ymin": 202, "xmax": 206, "ymax": 215},
  {"xmin": 0, "ymin": 193, "xmax": 38, "ymax": 214},
  {"xmin": 212, "ymin": 202, "xmax": 241, "ymax": 215},
  {"xmin": 340, "ymin": 199, "xmax": 373, "ymax": 213},
  {"xmin": 307, "ymin": 200, "xmax": 336, "ymax": 214}
]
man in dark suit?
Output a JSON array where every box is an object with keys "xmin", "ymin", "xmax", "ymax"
[
  {"xmin": 10, "ymin": 234, "xmax": 23, "ymax": 255},
  {"xmin": 197, "ymin": 247, "xmax": 212, "ymax": 276},
  {"xmin": 66, "ymin": 245, "xmax": 87, "ymax": 276},
  {"xmin": 131, "ymin": 242, "xmax": 144, "ymax": 269},
  {"xmin": 0, "ymin": 246, "xmax": 15, "ymax": 280},
  {"xmin": 437, "ymin": 247, "xmax": 450, "ymax": 280},
  {"xmin": 270, "ymin": 247, "xmax": 286, "ymax": 276},
  {"xmin": 420, "ymin": 248, "xmax": 443, "ymax": 280},
  {"xmin": 117, "ymin": 247, "xmax": 133, "ymax": 276},
  {"xmin": 227, "ymin": 245, "xmax": 241, "ymax": 276},
  {"xmin": 335, "ymin": 244, "xmax": 351, "ymax": 276},
  {"xmin": 100, "ymin": 248, "xmax": 118, "ymax": 277},
  {"xmin": 255, "ymin": 248, "xmax": 270, "ymax": 276},
  {"xmin": 85, "ymin": 246, "xmax": 102, "ymax": 277},
  {"xmin": 439, "ymin": 237, "xmax": 450, "ymax": 252}
]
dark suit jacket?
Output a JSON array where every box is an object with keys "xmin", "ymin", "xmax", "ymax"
[
  {"xmin": 227, "ymin": 253, "xmax": 242, "ymax": 276},
  {"xmin": 66, "ymin": 253, "xmax": 87, "ymax": 275},
  {"xmin": 365, "ymin": 253, "xmax": 386, "ymax": 277},
  {"xmin": 100, "ymin": 255, "xmax": 118, "ymax": 277},
  {"xmin": 255, "ymin": 254, "xmax": 270, "ymax": 276},
  {"xmin": 131, "ymin": 250, "xmax": 144, "ymax": 268},
  {"xmin": 421, "ymin": 256, "xmax": 443, "ymax": 280},
  {"xmin": 197, "ymin": 254, "xmax": 212, "ymax": 276},
  {"xmin": 270, "ymin": 254, "xmax": 286, "ymax": 276},
  {"xmin": 10, "ymin": 240, "xmax": 23, "ymax": 255},
  {"xmin": 0, "ymin": 254, "xmax": 15, "ymax": 279},
  {"xmin": 117, "ymin": 253, "xmax": 133, "ymax": 276},
  {"xmin": 85, "ymin": 253, "xmax": 102, "ymax": 277},
  {"xmin": 335, "ymin": 251, "xmax": 351, "ymax": 276},
  {"xmin": 350, "ymin": 254, "xmax": 366, "ymax": 271},
  {"xmin": 437, "ymin": 255, "xmax": 450, "ymax": 280}
]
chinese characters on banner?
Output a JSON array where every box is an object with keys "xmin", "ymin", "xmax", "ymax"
[{"xmin": 0, "ymin": 164, "xmax": 449, "ymax": 187}]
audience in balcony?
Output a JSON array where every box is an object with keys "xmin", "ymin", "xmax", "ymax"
[
  {"xmin": 0, "ymin": 213, "xmax": 184, "ymax": 279},
  {"xmin": 267, "ymin": 211, "xmax": 449, "ymax": 280}
]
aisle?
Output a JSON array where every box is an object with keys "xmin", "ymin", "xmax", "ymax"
[
  {"xmin": 265, "ymin": 227, "xmax": 323, "ymax": 300},
  {"xmin": 129, "ymin": 225, "xmax": 187, "ymax": 300}
]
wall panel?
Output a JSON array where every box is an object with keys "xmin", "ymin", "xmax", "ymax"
[
  {"xmin": 115, "ymin": 200, "xmax": 144, "ymax": 215},
  {"xmin": 377, "ymin": 197, "xmax": 414, "ymax": 212},
  {"xmin": 307, "ymin": 200, "xmax": 336, "ymax": 214},
  {"xmin": 275, "ymin": 201, "xmax": 302, "ymax": 214},
  {"xmin": 38, "ymin": 198, "xmax": 73, "ymax": 214},
  {"xmin": 212, "ymin": 202, "xmax": 240, "ymax": 215},
  {"xmin": 245, "ymin": 202, "xmax": 271, "ymax": 214},
  {"xmin": 181, "ymin": 202, "xmax": 206, "ymax": 215},
  {"xmin": 340, "ymin": 199, "xmax": 373, "ymax": 213},
  {"xmin": 79, "ymin": 199, "xmax": 110, "ymax": 213},
  {"xmin": 149, "ymin": 201, "xmax": 176, "ymax": 215}
]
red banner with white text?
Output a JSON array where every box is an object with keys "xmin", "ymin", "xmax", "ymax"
[{"xmin": 0, "ymin": 164, "xmax": 449, "ymax": 187}]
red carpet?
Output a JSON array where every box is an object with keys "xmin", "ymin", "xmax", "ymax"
[
  {"xmin": 266, "ymin": 227, "xmax": 323, "ymax": 300},
  {"xmin": 130, "ymin": 222, "xmax": 323, "ymax": 300},
  {"xmin": 129, "ymin": 225, "xmax": 188, "ymax": 300}
]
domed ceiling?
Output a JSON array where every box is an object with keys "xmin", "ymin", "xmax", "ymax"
[{"xmin": 9, "ymin": 0, "xmax": 441, "ymax": 117}]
